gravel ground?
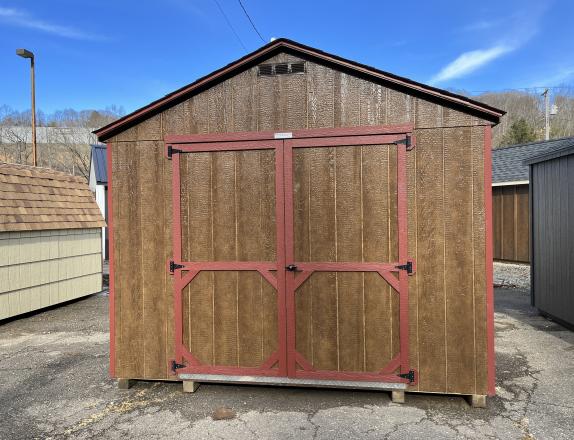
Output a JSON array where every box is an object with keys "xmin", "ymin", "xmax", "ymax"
[
  {"xmin": 0, "ymin": 288, "xmax": 573, "ymax": 439},
  {"xmin": 494, "ymin": 262, "xmax": 531, "ymax": 290}
]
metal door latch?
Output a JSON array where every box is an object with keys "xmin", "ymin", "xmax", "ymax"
[
  {"xmin": 169, "ymin": 260, "xmax": 184, "ymax": 273},
  {"xmin": 285, "ymin": 264, "xmax": 299, "ymax": 272},
  {"xmin": 395, "ymin": 261, "xmax": 413, "ymax": 274}
]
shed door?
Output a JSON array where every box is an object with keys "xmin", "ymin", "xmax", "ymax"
[
  {"xmin": 284, "ymin": 134, "xmax": 413, "ymax": 383},
  {"xmin": 168, "ymin": 140, "xmax": 287, "ymax": 378},
  {"xmin": 167, "ymin": 127, "xmax": 414, "ymax": 385}
]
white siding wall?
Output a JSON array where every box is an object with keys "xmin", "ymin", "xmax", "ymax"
[
  {"xmin": 95, "ymin": 184, "xmax": 107, "ymax": 257},
  {"xmin": 0, "ymin": 228, "xmax": 102, "ymax": 320}
]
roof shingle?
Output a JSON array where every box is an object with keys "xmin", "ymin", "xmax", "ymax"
[
  {"xmin": 0, "ymin": 162, "xmax": 105, "ymax": 232},
  {"xmin": 492, "ymin": 137, "xmax": 574, "ymax": 184}
]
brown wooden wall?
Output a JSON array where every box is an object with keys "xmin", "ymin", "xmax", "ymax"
[
  {"xmin": 492, "ymin": 184, "xmax": 529, "ymax": 263},
  {"xmin": 107, "ymin": 52, "xmax": 491, "ymax": 395}
]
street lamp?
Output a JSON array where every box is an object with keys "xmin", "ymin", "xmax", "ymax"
[{"xmin": 16, "ymin": 48, "xmax": 37, "ymax": 167}]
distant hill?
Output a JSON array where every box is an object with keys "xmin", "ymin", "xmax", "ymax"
[{"xmin": 473, "ymin": 88, "xmax": 574, "ymax": 148}]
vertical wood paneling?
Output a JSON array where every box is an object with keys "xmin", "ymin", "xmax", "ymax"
[
  {"xmin": 492, "ymin": 184, "xmax": 529, "ymax": 263},
  {"xmin": 444, "ymin": 127, "xmax": 475, "ymax": 393},
  {"xmin": 416, "ymin": 129, "xmax": 446, "ymax": 392}
]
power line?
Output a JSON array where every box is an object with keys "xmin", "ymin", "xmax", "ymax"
[
  {"xmin": 238, "ymin": 0, "xmax": 265, "ymax": 43},
  {"xmin": 212, "ymin": 0, "xmax": 247, "ymax": 51}
]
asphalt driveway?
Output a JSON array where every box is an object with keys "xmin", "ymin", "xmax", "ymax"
[{"xmin": 0, "ymin": 288, "xmax": 573, "ymax": 439}]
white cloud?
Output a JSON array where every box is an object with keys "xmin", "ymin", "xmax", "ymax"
[
  {"xmin": 429, "ymin": 45, "xmax": 512, "ymax": 84},
  {"xmin": 0, "ymin": 7, "xmax": 102, "ymax": 40}
]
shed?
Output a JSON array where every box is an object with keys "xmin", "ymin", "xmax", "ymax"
[
  {"xmin": 89, "ymin": 144, "xmax": 108, "ymax": 259},
  {"xmin": 95, "ymin": 39, "xmax": 504, "ymax": 403},
  {"xmin": 525, "ymin": 141, "xmax": 574, "ymax": 329},
  {"xmin": 492, "ymin": 137, "xmax": 574, "ymax": 263},
  {"xmin": 0, "ymin": 162, "xmax": 105, "ymax": 320}
]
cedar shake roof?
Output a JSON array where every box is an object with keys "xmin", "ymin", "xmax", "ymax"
[
  {"xmin": 0, "ymin": 162, "xmax": 105, "ymax": 232},
  {"xmin": 94, "ymin": 38, "xmax": 504, "ymax": 141}
]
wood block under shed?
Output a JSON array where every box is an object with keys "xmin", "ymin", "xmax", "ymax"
[
  {"xmin": 183, "ymin": 380, "xmax": 200, "ymax": 393},
  {"xmin": 391, "ymin": 390, "xmax": 405, "ymax": 404},
  {"xmin": 467, "ymin": 394, "xmax": 487, "ymax": 408},
  {"xmin": 117, "ymin": 378, "xmax": 135, "ymax": 390}
]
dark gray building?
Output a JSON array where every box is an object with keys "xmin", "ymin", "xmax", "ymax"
[{"xmin": 525, "ymin": 141, "xmax": 574, "ymax": 329}]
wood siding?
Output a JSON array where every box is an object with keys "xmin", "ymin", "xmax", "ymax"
[
  {"xmin": 492, "ymin": 184, "xmax": 529, "ymax": 263},
  {"xmin": 108, "ymin": 53, "xmax": 490, "ymax": 395},
  {"xmin": 531, "ymin": 154, "xmax": 574, "ymax": 327},
  {"xmin": 0, "ymin": 228, "xmax": 102, "ymax": 320}
]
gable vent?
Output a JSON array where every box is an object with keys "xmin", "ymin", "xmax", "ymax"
[{"xmin": 258, "ymin": 62, "xmax": 306, "ymax": 76}]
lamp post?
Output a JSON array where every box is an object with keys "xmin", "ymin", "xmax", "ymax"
[{"xmin": 16, "ymin": 48, "xmax": 37, "ymax": 167}]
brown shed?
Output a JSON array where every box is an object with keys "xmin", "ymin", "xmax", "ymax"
[{"xmin": 95, "ymin": 39, "xmax": 504, "ymax": 403}]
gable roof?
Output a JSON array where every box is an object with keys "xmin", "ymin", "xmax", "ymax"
[
  {"xmin": 94, "ymin": 38, "xmax": 504, "ymax": 142},
  {"xmin": 524, "ymin": 138, "xmax": 574, "ymax": 166},
  {"xmin": 0, "ymin": 162, "xmax": 105, "ymax": 232},
  {"xmin": 90, "ymin": 144, "xmax": 107, "ymax": 185},
  {"xmin": 492, "ymin": 137, "xmax": 574, "ymax": 184}
]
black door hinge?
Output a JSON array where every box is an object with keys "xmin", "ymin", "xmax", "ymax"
[
  {"xmin": 395, "ymin": 261, "xmax": 413, "ymax": 274},
  {"xmin": 169, "ymin": 260, "xmax": 184, "ymax": 273},
  {"xmin": 394, "ymin": 134, "xmax": 414, "ymax": 151},
  {"xmin": 167, "ymin": 145, "xmax": 182, "ymax": 159},
  {"xmin": 170, "ymin": 360, "xmax": 186, "ymax": 373},
  {"xmin": 398, "ymin": 369, "xmax": 416, "ymax": 383}
]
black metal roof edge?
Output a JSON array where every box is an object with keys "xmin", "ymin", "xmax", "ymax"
[
  {"xmin": 493, "ymin": 136, "xmax": 574, "ymax": 152},
  {"xmin": 523, "ymin": 142, "xmax": 574, "ymax": 165}
]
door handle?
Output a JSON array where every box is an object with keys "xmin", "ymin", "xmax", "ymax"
[{"xmin": 285, "ymin": 264, "xmax": 299, "ymax": 272}]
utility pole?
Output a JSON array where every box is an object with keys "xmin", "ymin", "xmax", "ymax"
[
  {"xmin": 16, "ymin": 48, "xmax": 37, "ymax": 166},
  {"xmin": 542, "ymin": 88, "xmax": 550, "ymax": 141}
]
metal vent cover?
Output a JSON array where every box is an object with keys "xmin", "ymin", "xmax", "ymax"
[{"xmin": 258, "ymin": 62, "xmax": 306, "ymax": 76}]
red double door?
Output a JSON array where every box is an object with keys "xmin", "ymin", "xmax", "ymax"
[{"xmin": 167, "ymin": 125, "xmax": 415, "ymax": 385}]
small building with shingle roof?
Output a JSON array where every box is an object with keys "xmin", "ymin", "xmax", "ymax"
[
  {"xmin": 491, "ymin": 137, "xmax": 574, "ymax": 263},
  {"xmin": 0, "ymin": 162, "xmax": 105, "ymax": 320}
]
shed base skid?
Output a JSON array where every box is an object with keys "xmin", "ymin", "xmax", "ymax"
[
  {"xmin": 391, "ymin": 390, "xmax": 405, "ymax": 404},
  {"xmin": 467, "ymin": 394, "xmax": 487, "ymax": 408},
  {"xmin": 178, "ymin": 374, "xmax": 407, "ymax": 391},
  {"xmin": 182, "ymin": 381, "xmax": 200, "ymax": 393}
]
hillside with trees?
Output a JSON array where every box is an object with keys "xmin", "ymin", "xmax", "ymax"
[{"xmin": 474, "ymin": 87, "xmax": 574, "ymax": 147}]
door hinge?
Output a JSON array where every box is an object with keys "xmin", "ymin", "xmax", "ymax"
[
  {"xmin": 170, "ymin": 360, "xmax": 186, "ymax": 373},
  {"xmin": 167, "ymin": 145, "xmax": 182, "ymax": 159},
  {"xmin": 398, "ymin": 369, "xmax": 416, "ymax": 383},
  {"xmin": 394, "ymin": 134, "xmax": 414, "ymax": 151},
  {"xmin": 395, "ymin": 261, "xmax": 413, "ymax": 274},
  {"xmin": 169, "ymin": 260, "xmax": 184, "ymax": 273}
]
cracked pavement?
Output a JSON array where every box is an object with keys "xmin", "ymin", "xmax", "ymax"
[{"xmin": 0, "ymin": 288, "xmax": 573, "ymax": 439}]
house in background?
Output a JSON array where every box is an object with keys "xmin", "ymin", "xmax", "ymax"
[
  {"xmin": 0, "ymin": 162, "xmax": 105, "ymax": 320},
  {"xmin": 88, "ymin": 144, "xmax": 108, "ymax": 260},
  {"xmin": 491, "ymin": 136, "xmax": 574, "ymax": 263}
]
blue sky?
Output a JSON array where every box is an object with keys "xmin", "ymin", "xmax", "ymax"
[{"xmin": 1, "ymin": 0, "xmax": 573, "ymax": 114}]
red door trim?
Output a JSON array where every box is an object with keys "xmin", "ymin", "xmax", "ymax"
[
  {"xmin": 106, "ymin": 142, "xmax": 116, "ymax": 378},
  {"xmin": 484, "ymin": 125, "xmax": 496, "ymax": 396},
  {"xmin": 283, "ymin": 133, "xmax": 415, "ymax": 384},
  {"xmin": 165, "ymin": 123, "xmax": 414, "ymax": 144},
  {"xmin": 169, "ymin": 139, "xmax": 287, "ymax": 378}
]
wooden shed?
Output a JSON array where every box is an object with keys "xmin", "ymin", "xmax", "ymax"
[
  {"xmin": 0, "ymin": 162, "xmax": 105, "ymax": 320},
  {"xmin": 526, "ymin": 141, "xmax": 574, "ymax": 330},
  {"xmin": 492, "ymin": 137, "xmax": 574, "ymax": 263},
  {"xmin": 95, "ymin": 39, "xmax": 504, "ymax": 404}
]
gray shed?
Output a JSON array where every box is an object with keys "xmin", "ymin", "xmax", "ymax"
[{"xmin": 525, "ymin": 141, "xmax": 574, "ymax": 329}]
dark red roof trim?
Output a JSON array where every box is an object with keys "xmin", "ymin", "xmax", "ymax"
[{"xmin": 94, "ymin": 38, "xmax": 505, "ymax": 141}]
